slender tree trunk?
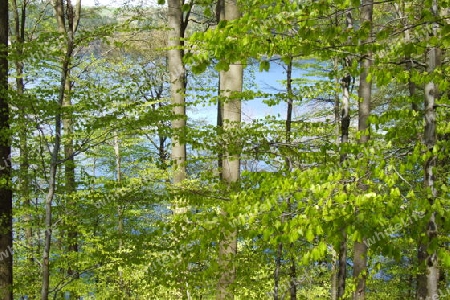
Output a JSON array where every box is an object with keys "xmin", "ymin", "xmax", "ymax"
[
  {"xmin": 217, "ymin": 70, "xmax": 242, "ymax": 299},
  {"xmin": 335, "ymin": 9, "xmax": 353, "ymax": 299},
  {"xmin": 42, "ymin": 2, "xmax": 80, "ymax": 299},
  {"xmin": 274, "ymin": 57, "xmax": 295, "ymax": 300},
  {"xmin": 168, "ymin": 1, "xmax": 191, "ymax": 297},
  {"xmin": 338, "ymin": 66, "xmax": 351, "ymax": 300},
  {"xmin": 168, "ymin": 0, "xmax": 186, "ymax": 184},
  {"xmin": 63, "ymin": 64, "xmax": 79, "ymax": 294},
  {"xmin": 289, "ymin": 260, "xmax": 296, "ymax": 300},
  {"xmin": 0, "ymin": 0, "xmax": 12, "ymax": 298},
  {"xmin": 285, "ymin": 59, "xmax": 297, "ymax": 300},
  {"xmin": 353, "ymin": 1, "xmax": 373, "ymax": 299},
  {"xmin": 113, "ymin": 131, "xmax": 125, "ymax": 295},
  {"xmin": 274, "ymin": 242, "xmax": 282, "ymax": 300},
  {"xmin": 41, "ymin": 68, "xmax": 65, "ymax": 300},
  {"xmin": 331, "ymin": 58, "xmax": 338, "ymax": 299},
  {"xmin": 217, "ymin": 1, "xmax": 242, "ymax": 298},
  {"xmin": 336, "ymin": 229, "xmax": 347, "ymax": 299},
  {"xmin": 394, "ymin": 1, "xmax": 417, "ymax": 111},
  {"xmin": 417, "ymin": 1, "xmax": 440, "ymax": 298},
  {"xmin": 12, "ymin": 0, "xmax": 33, "ymax": 264},
  {"xmin": 157, "ymin": 102, "xmax": 168, "ymax": 168}
]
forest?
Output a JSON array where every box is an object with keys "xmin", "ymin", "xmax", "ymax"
[{"xmin": 0, "ymin": 0, "xmax": 448, "ymax": 299}]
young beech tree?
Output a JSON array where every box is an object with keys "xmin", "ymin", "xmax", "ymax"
[
  {"xmin": 216, "ymin": 0, "xmax": 242, "ymax": 297},
  {"xmin": 41, "ymin": 1, "xmax": 80, "ymax": 299},
  {"xmin": 417, "ymin": 0, "xmax": 440, "ymax": 298},
  {"xmin": 353, "ymin": 0, "xmax": 373, "ymax": 299},
  {"xmin": 168, "ymin": 0, "xmax": 189, "ymax": 184}
]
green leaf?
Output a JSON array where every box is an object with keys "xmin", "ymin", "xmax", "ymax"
[{"xmin": 259, "ymin": 60, "xmax": 270, "ymax": 72}]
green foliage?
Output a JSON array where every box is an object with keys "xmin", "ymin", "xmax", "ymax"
[{"xmin": 7, "ymin": 0, "xmax": 450, "ymax": 298}]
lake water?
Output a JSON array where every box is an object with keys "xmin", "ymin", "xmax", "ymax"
[{"xmin": 188, "ymin": 60, "xmax": 314, "ymax": 125}]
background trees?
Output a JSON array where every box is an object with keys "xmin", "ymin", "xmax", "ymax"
[{"xmin": 2, "ymin": 0, "xmax": 449, "ymax": 299}]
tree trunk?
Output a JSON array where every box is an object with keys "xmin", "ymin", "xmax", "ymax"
[
  {"xmin": 217, "ymin": 1, "xmax": 242, "ymax": 298},
  {"xmin": 12, "ymin": 0, "xmax": 34, "ymax": 265},
  {"xmin": 337, "ymin": 64, "xmax": 351, "ymax": 300},
  {"xmin": 274, "ymin": 57, "xmax": 296, "ymax": 300},
  {"xmin": 168, "ymin": 1, "xmax": 191, "ymax": 297},
  {"xmin": 417, "ymin": 1, "xmax": 440, "ymax": 298},
  {"xmin": 113, "ymin": 131, "xmax": 125, "ymax": 295},
  {"xmin": 63, "ymin": 61, "xmax": 79, "ymax": 293},
  {"xmin": 335, "ymin": 9, "xmax": 353, "ymax": 299},
  {"xmin": 353, "ymin": 1, "xmax": 373, "ymax": 299},
  {"xmin": 394, "ymin": 1, "xmax": 418, "ymax": 111},
  {"xmin": 331, "ymin": 58, "xmax": 338, "ymax": 298},
  {"xmin": 42, "ymin": 1, "xmax": 80, "ymax": 299},
  {"xmin": 274, "ymin": 242, "xmax": 282, "ymax": 300},
  {"xmin": 0, "ymin": 0, "xmax": 12, "ymax": 298},
  {"xmin": 285, "ymin": 59, "xmax": 296, "ymax": 300},
  {"xmin": 168, "ymin": 0, "xmax": 186, "ymax": 184}
]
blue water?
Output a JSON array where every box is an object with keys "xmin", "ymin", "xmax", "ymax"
[{"xmin": 187, "ymin": 60, "xmax": 313, "ymax": 125}]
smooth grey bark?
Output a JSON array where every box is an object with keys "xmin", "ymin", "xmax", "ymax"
[
  {"xmin": 217, "ymin": 1, "xmax": 242, "ymax": 298},
  {"xmin": 217, "ymin": 67, "xmax": 242, "ymax": 299},
  {"xmin": 41, "ymin": 1, "xmax": 80, "ymax": 299},
  {"xmin": 337, "ymin": 60, "xmax": 352, "ymax": 300},
  {"xmin": 333, "ymin": 9, "xmax": 353, "ymax": 299},
  {"xmin": 0, "ymin": 0, "xmax": 12, "ymax": 298},
  {"xmin": 168, "ymin": 0, "xmax": 186, "ymax": 184},
  {"xmin": 353, "ymin": 0, "xmax": 373, "ymax": 299},
  {"xmin": 417, "ymin": 1, "xmax": 440, "ymax": 298},
  {"xmin": 168, "ymin": 2, "xmax": 193, "ymax": 297}
]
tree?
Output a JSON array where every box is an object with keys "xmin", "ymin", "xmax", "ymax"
[
  {"xmin": 41, "ymin": 1, "xmax": 81, "ymax": 298},
  {"xmin": 353, "ymin": 0, "xmax": 373, "ymax": 298},
  {"xmin": 168, "ymin": 0, "xmax": 188, "ymax": 184},
  {"xmin": 216, "ymin": 0, "xmax": 242, "ymax": 298},
  {"xmin": 11, "ymin": 0, "xmax": 32, "ymax": 268},
  {"xmin": 417, "ymin": 0, "xmax": 440, "ymax": 298},
  {"xmin": 0, "ymin": 0, "xmax": 12, "ymax": 298},
  {"xmin": 2, "ymin": 1, "xmax": 449, "ymax": 298}
]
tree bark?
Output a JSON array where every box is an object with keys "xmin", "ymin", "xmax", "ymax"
[
  {"xmin": 168, "ymin": 1, "xmax": 191, "ymax": 297},
  {"xmin": 417, "ymin": 1, "xmax": 440, "ymax": 298},
  {"xmin": 168, "ymin": 0, "xmax": 186, "ymax": 184},
  {"xmin": 0, "ymin": 0, "xmax": 12, "ymax": 298},
  {"xmin": 217, "ymin": 1, "xmax": 242, "ymax": 299},
  {"xmin": 353, "ymin": 1, "xmax": 373, "ymax": 299},
  {"xmin": 335, "ymin": 9, "xmax": 353, "ymax": 299},
  {"xmin": 338, "ymin": 60, "xmax": 351, "ymax": 300}
]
